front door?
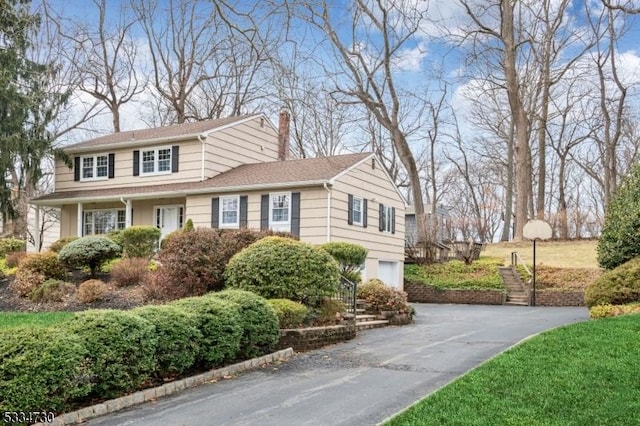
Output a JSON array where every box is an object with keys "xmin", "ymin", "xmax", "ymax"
[{"xmin": 155, "ymin": 206, "xmax": 183, "ymax": 239}]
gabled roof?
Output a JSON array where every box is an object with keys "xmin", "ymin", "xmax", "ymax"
[
  {"xmin": 32, "ymin": 153, "xmax": 374, "ymax": 205},
  {"xmin": 63, "ymin": 114, "xmax": 264, "ymax": 152}
]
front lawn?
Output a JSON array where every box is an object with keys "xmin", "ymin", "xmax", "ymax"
[
  {"xmin": 385, "ymin": 314, "xmax": 640, "ymax": 425},
  {"xmin": 0, "ymin": 312, "xmax": 74, "ymax": 329},
  {"xmin": 404, "ymin": 257, "xmax": 504, "ymax": 290}
]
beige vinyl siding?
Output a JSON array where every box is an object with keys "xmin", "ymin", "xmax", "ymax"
[
  {"xmin": 55, "ymin": 139, "xmax": 203, "ymax": 192},
  {"xmin": 204, "ymin": 116, "xmax": 279, "ymax": 178},
  {"xmin": 331, "ymin": 157, "xmax": 405, "ymax": 286}
]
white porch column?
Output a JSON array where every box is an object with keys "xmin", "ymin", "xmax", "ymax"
[
  {"xmin": 33, "ymin": 206, "xmax": 41, "ymax": 252},
  {"xmin": 77, "ymin": 203, "xmax": 83, "ymax": 237},
  {"xmin": 125, "ymin": 199, "xmax": 132, "ymax": 228}
]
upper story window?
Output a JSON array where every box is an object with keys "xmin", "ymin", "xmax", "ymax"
[
  {"xmin": 348, "ymin": 194, "xmax": 367, "ymax": 227},
  {"xmin": 75, "ymin": 153, "xmax": 114, "ymax": 182},
  {"xmin": 220, "ymin": 195, "xmax": 239, "ymax": 228},
  {"xmin": 141, "ymin": 146, "xmax": 172, "ymax": 175},
  {"xmin": 379, "ymin": 204, "xmax": 395, "ymax": 234},
  {"xmin": 352, "ymin": 197, "xmax": 363, "ymax": 226}
]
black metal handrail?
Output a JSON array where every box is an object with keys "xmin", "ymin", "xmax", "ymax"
[{"xmin": 334, "ymin": 275, "xmax": 357, "ymax": 320}]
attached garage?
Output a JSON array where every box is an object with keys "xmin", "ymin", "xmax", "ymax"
[{"xmin": 378, "ymin": 260, "xmax": 401, "ymax": 289}]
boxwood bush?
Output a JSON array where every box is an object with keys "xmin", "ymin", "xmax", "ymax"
[
  {"xmin": 171, "ymin": 297, "xmax": 242, "ymax": 367},
  {"xmin": 225, "ymin": 236, "xmax": 341, "ymax": 306},
  {"xmin": 206, "ymin": 289, "xmax": 279, "ymax": 358},
  {"xmin": 268, "ymin": 299, "xmax": 309, "ymax": 328},
  {"xmin": 0, "ymin": 326, "xmax": 92, "ymax": 413},
  {"xmin": 66, "ymin": 310, "xmax": 157, "ymax": 398},
  {"xmin": 320, "ymin": 241, "xmax": 368, "ymax": 283},
  {"xmin": 585, "ymin": 257, "xmax": 640, "ymax": 307},
  {"xmin": 132, "ymin": 305, "xmax": 201, "ymax": 377},
  {"xmin": 58, "ymin": 236, "xmax": 122, "ymax": 276},
  {"xmin": 118, "ymin": 226, "xmax": 161, "ymax": 259}
]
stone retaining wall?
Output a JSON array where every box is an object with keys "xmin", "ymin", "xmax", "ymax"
[
  {"xmin": 404, "ymin": 281, "xmax": 505, "ymax": 305},
  {"xmin": 533, "ymin": 290, "xmax": 585, "ymax": 306},
  {"xmin": 276, "ymin": 324, "xmax": 356, "ymax": 352}
]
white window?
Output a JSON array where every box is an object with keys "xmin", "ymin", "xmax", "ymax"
[
  {"xmin": 381, "ymin": 205, "xmax": 393, "ymax": 233},
  {"xmin": 81, "ymin": 155, "xmax": 109, "ymax": 180},
  {"xmin": 220, "ymin": 196, "xmax": 239, "ymax": 228},
  {"xmin": 83, "ymin": 209, "xmax": 125, "ymax": 236},
  {"xmin": 270, "ymin": 192, "xmax": 291, "ymax": 231},
  {"xmin": 141, "ymin": 146, "xmax": 172, "ymax": 175},
  {"xmin": 352, "ymin": 196, "xmax": 363, "ymax": 226}
]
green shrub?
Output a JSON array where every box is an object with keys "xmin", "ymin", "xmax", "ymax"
[
  {"xmin": 48, "ymin": 236, "xmax": 79, "ymax": 253},
  {"xmin": 58, "ymin": 236, "xmax": 122, "ymax": 277},
  {"xmin": 28, "ymin": 279, "xmax": 75, "ymax": 303},
  {"xmin": 206, "ymin": 289, "xmax": 279, "ymax": 358},
  {"xmin": 132, "ymin": 305, "xmax": 201, "ymax": 377},
  {"xmin": 589, "ymin": 303, "xmax": 640, "ymax": 319},
  {"xmin": 225, "ymin": 236, "xmax": 341, "ymax": 306},
  {"xmin": 66, "ymin": 310, "xmax": 157, "ymax": 398},
  {"xmin": 0, "ymin": 237, "xmax": 25, "ymax": 257},
  {"xmin": 118, "ymin": 226, "xmax": 161, "ymax": 258},
  {"xmin": 598, "ymin": 164, "xmax": 640, "ymax": 269},
  {"xmin": 171, "ymin": 297, "xmax": 242, "ymax": 367},
  {"xmin": 0, "ymin": 326, "xmax": 92, "ymax": 413},
  {"xmin": 320, "ymin": 242, "xmax": 368, "ymax": 282},
  {"xmin": 110, "ymin": 257, "xmax": 149, "ymax": 287},
  {"xmin": 76, "ymin": 279, "xmax": 109, "ymax": 303},
  {"xmin": 357, "ymin": 279, "xmax": 411, "ymax": 313},
  {"xmin": 156, "ymin": 228, "xmax": 280, "ymax": 299},
  {"xmin": 17, "ymin": 251, "xmax": 68, "ymax": 280},
  {"xmin": 267, "ymin": 299, "xmax": 309, "ymax": 328},
  {"xmin": 106, "ymin": 229, "xmax": 123, "ymax": 246},
  {"xmin": 183, "ymin": 218, "xmax": 194, "ymax": 231},
  {"xmin": 585, "ymin": 257, "xmax": 640, "ymax": 307},
  {"xmin": 313, "ymin": 298, "xmax": 347, "ymax": 325}
]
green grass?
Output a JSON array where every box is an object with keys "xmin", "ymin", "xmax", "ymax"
[
  {"xmin": 404, "ymin": 257, "xmax": 504, "ymax": 290},
  {"xmin": 0, "ymin": 312, "xmax": 74, "ymax": 329},
  {"xmin": 385, "ymin": 314, "xmax": 640, "ymax": 426},
  {"xmin": 483, "ymin": 240, "xmax": 598, "ymax": 269}
]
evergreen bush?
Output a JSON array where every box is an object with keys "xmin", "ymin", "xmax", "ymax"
[
  {"xmin": 320, "ymin": 241, "xmax": 368, "ymax": 282},
  {"xmin": 585, "ymin": 257, "xmax": 640, "ymax": 307},
  {"xmin": 267, "ymin": 299, "xmax": 309, "ymax": 328},
  {"xmin": 58, "ymin": 236, "xmax": 122, "ymax": 276},
  {"xmin": 118, "ymin": 226, "xmax": 161, "ymax": 258}
]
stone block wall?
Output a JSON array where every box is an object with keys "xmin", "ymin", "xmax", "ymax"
[
  {"xmin": 276, "ymin": 324, "xmax": 356, "ymax": 352},
  {"xmin": 533, "ymin": 290, "xmax": 585, "ymax": 306},
  {"xmin": 404, "ymin": 281, "xmax": 506, "ymax": 305}
]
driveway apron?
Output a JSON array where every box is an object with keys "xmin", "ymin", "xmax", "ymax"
[{"xmin": 86, "ymin": 304, "xmax": 589, "ymax": 426}]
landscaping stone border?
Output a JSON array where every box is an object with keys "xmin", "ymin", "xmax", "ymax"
[
  {"xmin": 404, "ymin": 281, "xmax": 506, "ymax": 305},
  {"xmin": 533, "ymin": 290, "xmax": 585, "ymax": 307},
  {"xmin": 38, "ymin": 348, "xmax": 295, "ymax": 426},
  {"xmin": 276, "ymin": 324, "xmax": 356, "ymax": 351}
]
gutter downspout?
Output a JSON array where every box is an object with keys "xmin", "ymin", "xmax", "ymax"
[
  {"xmin": 324, "ymin": 182, "xmax": 332, "ymax": 242},
  {"xmin": 120, "ymin": 197, "xmax": 132, "ymax": 228},
  {"xmin": 198, "ymin": 134, "xmax": 205, "ymax": 181}
]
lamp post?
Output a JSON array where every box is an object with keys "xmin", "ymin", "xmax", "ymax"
[{"xmin": 523, "ymin": 220, "xmax": 552, "ymax": 307}]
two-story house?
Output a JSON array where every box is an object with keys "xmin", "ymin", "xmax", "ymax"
[{"xmin": 32, "ymin": 111, "xmax": 406, "ymax": 287}]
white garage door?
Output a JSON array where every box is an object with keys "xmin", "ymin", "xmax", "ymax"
[{"xmin": 378, "ymin": 261, "xmax": 399, "ymax": 288}]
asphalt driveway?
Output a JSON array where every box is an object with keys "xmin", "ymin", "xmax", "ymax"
[{"xmin": 86, "ymin": 304, "xmax": 589, "ymax": 426}]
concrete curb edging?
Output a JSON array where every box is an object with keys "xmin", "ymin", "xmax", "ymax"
[{"xmin": 39, "ymin": 348, "xmax": 295, "ymax": 426}]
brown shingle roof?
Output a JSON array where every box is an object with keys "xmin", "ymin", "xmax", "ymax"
[
  {"xmin": 33, "ymin": 153, "xmax": 373, "ymax": 204},
  {"xmin": 64, "ymin": 115, "xmax": 259, "ymax": 151}
]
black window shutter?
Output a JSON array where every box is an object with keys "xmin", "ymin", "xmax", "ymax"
[
  {"xmin": 291, "ymin": 192, "xmax": 301, "ymax": 238},
  {"xmin": 379, "ymin": 204, "xmax": 384, "ymax": 232},
  {"xmin": 260, "ymin": 194, "xmax": 269, "ymax": 230},
  {"xmin": 347, "ymin": 194, "xmax": 353, "ymax": 225},
  {"xmin": 211, "ymin": 197, "xmax": 219, "ymax": 228},
  {"xmin": 391, "ymin": 207, "xmax": 396, "ymax": 234},
  {"xmin": 133, "ymin": 150, "xmax": 140, "ymax": 176},
  {"xmin": 363, "ymin": 199, "xmax": 368, "ymax": 228},
  {"xmin": 74, "ymin": 157, "xmax": 80, "ymax": 181},
  {"xmin": 172, "ymin": 146, "xmax": 179, "ymax": 172},
  {"xmin": 239, "ymin": 196, "xmax": 248, "ymax": 228},
  {"xmin": 108, "ymin": 153, "xmax": 115, "ymax": 179}
]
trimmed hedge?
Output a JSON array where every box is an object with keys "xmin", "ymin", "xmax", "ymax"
[
  {"xmin": 0, "ymin": 326, "xmax": 92, "ymax": 413},
  {"xmin": 58, "ymin": 236, "xmax": 122, "ymax": 276},
  {"xmin": 585, "ymin": 257, "xmax": 640, "ymax": 307},
  {"xmin": 206, "ymin": 290, "xmax": 279, "ymax": 358},
  {"xmin": 132, "ymin": 305, "xmax": 201, "ymax": 377},
  {"xmin": 118, "ymin": 226, "xmax": 161, "ymax": 258},
  {"xmin": 225, "ymin": 237, "xmax": 341, "ymax": 306},
  {"xmin": 320, "ymin": 241, "xmax": 368, "ymax": 283},
  {"xmin": 66, "ymin": 310, "xmax": 157, "ymax": 398},
  {"xmin": 268, "ymin": 299, "xmax": 309, "ymax": 328},
  {"xmin": 171, "ymin": 297, "xmax": 242, "ymax": 367}
]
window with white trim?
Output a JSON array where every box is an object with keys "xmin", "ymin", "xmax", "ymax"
[
  {"xmin": 352, "ymin": 196, "xmax": 363, "ymax": 226},
  {"xmin": 220, "ymin": 196, "xmax": 239, "ymax": 228},
  {"xmin": 141, "ymin": 146, "xmax": 172, "ymax": 175},
  {"xmin": 270, "ymin": 192, "xmax": 291, "ymax": 230},
  {"xmin": 81, "ymin": 154, "xmax": 109, "ymax": 180},
  {"xmin": 381, "ymin": 205, "xmax": 393, "ymax": 233},
  {"xmin": 83, "ymin": 209, "xmax": 125, "ymax": 236}
]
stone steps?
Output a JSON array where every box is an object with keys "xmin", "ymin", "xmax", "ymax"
[
  {"xmin": 355, "ymin": 320, "xmax": 390, "ymax": 331},
  {"xmin": 499, "ymin": 266, "xmax": 529, "ymax": 306}
]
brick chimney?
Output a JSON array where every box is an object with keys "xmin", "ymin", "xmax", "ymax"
[{"xmin": 278, "ymin": 108, "xmax": 290, "ymax": 161}]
